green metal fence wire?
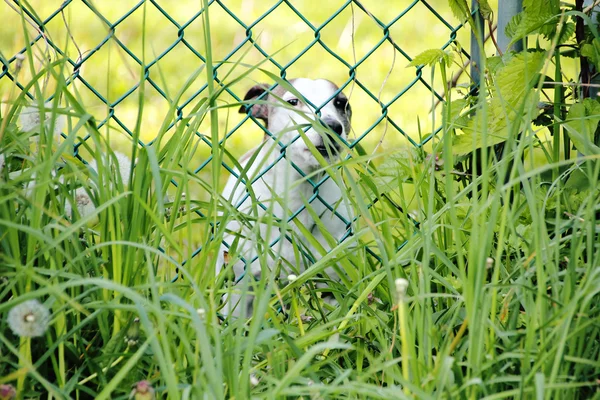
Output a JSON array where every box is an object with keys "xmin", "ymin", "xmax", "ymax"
[{"xmin": 0, "ymin": 0, "xmax": 475, "ymax": 269}]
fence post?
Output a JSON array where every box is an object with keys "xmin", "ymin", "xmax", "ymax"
[
  {"xmin": 497, "ymin": 0, "xmax": 523, "ymax": 54},
  {"xmin": 584, "ymin": 0, "xmax": 600, "ymax": 98},
  {"xmin": 470, "ymin": 0, "xmax": 485, "ymax": 89}
]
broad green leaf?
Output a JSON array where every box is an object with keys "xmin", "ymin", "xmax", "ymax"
[
  {"xmin": 371, "ymin": 147, "xmax": 420, "ymax": 189},
  {"xmin": 452, "ymin": 52, "xmax": 545, "ymax": 155},
  {"xmin": 408, "ymin": 49, "xmax": 453, "ymax": 68},
  {"xmin": 486, "ymin": 55, "xmax": 506, "ymax": 74},
  {"xmin": 444, "ymin": 98, "xmax": 468, "ymax": 127},
  {"xmin": 505, "ymin": 12, "xmax": 523, "ymax": 39},
  {"xmin": 555, "ymin": 21, "xmax": 575, "ymax": 45},
  {"xmin": 449, "ymin": 0, "xmax": 471, "ymax": 22},
  {"xmin": 476, "ymin": 0, "xmax": 493, "ymax": 20},
  {"xmin": 508, "ymin": 13, "xmax": 556, "ymax": 46},
  {"xmin": 451, "ymin": 97, "xmax": 534, "ymax": 155},
  {"xmin": 523, "ymin": 0, "xmax": 559, "ymax": 16},
  {"xmin": 563, "ymin": 99, "xmax": 600, "ymax": 156},
  {"xmin": 493, "ymin": 51, "xmax": 545, "ymax": 105},
  {"xmin": 565, "ymin": 162, "xmax": 599, "ymax": 192},
  {"xmin": 581, "ymin": 38, "xmax": 600, "ymax": 70},
  {"xmin": 506, "ymin": 0, "xmax": 560, "ymax": 44}
]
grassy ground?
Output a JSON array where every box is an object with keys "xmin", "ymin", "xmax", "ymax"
[{"xmin": 1, "ymin": 0, "xmax": 599, "ymax": 399}]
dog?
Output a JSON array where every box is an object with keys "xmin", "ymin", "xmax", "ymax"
[{"xmin": 216, "ymin": 78, "xmax": 354, "ymax": 317}]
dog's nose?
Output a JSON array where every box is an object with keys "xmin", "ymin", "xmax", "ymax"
[{"xmin": 324, "ymin": 119, "xmax": 343, "ymax": 136}]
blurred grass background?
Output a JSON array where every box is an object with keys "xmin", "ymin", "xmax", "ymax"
[{"xmin": 0, "ymin": 0, "xmax": 482, "ymax": 164}]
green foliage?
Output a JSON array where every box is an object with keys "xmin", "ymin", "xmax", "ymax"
[
  {"xmin": 505, "ymin": 0, "xmax": 563, "ymax": 46},
  {"xmin": 408, "ymin": 49, "xmax": 454, "ymax": 68},
  {"xmin": 1, "ymin": 0, "xmax": 600, "ymax": 399},
  {"xmin": 564, "ymin": 98, "xmax": 600, "ymax": 155},
  {"xmin": 476, "ymin": 0, "xmax": 493, "ymax": 21},
  {"xmin": 580, "ymin": 38, "xmax": 600, "ymax": 70},
  {"xmin": 449, "ymin": 0, "xmax": 471, "ymax": 23},
  {"xmin": 452, "ymin": 51, "xmax": 545, "ymax": 154}
]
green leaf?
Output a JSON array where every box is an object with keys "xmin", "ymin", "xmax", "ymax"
[
  {"xmin": 486, "ymin": 55, "xmax": 506, "ymax": 74},
  {"xmin": 452, "ymin": 52, "xmax": 545, "ymax": 155},
  {"xmin": 372, "ymin": 148, "xmax": 419, "ymax": 187},
  {"xmin": 408, "ymin": 49, "xmax": 453, "ymax": 68},
  {"xmin": 449, "ymin": 0, "xmax": 471, "ymax": 22},
  {"xmin": 564, "ymin": 162, "xmax": 598, "ymax": 192},
  {"xmin": 505, "ymin": 12, "xmax": 523, "ymax": 39},
  {"xmin": 494, "ymin": 52, "xmax": 545, "ymax": 102},
  {"xmin": 444, "ymin": 98, "xmax": 469, "ymax": 128},
  {"xmin": 555, "ymin": 21, "xmax": 575, "ymax": 45},
  {"xmin": 563, "ymin": 99, "xmax": 600, "ymax": 156},
  {"xmin": 506, "ymin": 0, "xmax": 561, "ymax": 45},
  {"xmin": 508, "ymin": 13, "xmax": 556, "ymax": 46},
  {"xmin": 523, "ymin": 0, "xmax": 559, "ymax": 16},
  {"xmin": 581, "ymin": 38, "xmax": 600, "ymax": 70},
  {"xmin": 476, "ymin": 0, "xmax": 493, "ymax": 20}
]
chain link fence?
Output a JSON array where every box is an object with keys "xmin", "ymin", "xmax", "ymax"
[{"xmin": 0, "ymin": 0, "xmax": 476, "ymax": 266}]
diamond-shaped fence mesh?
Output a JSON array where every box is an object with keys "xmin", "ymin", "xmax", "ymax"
[{"xmin": 0, "ymin": 0, "xmax": 479, "ymax": 268}]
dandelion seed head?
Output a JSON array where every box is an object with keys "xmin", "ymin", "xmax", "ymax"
[
  {"xmin": 395, "ymin": 278, "xmax": 409, "ymax": 298},
  {"xmin": 7, "ymin": 299, "xmax": 50, "ymax": 338},
  {"xmin": 249, "ymin": 374, "xmax": 259, "ymax": 386},
  {"xmin": 88, "ymin": 151, "xmax": 133, "ymax": 188},
  {"xmin": 113, "ymin": 151, "xmax": 132, "ymax": 185},
  {"xmin": 19, "ymin": 102, "xmax": 65, "ymax": 140},
  {"xmin": 14, "ymin": 53, "xmax": 26, "ymax": 72},
  {"xmin": 65, "ymin": 188, "xmax": 96, "ymax": 219},
  {"xmin": 19, "ymin": 106, "xmax": 41, "ymax": 133}
]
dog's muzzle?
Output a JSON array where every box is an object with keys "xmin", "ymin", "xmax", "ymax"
[{"xmin": 315, "ymin": 118, "xmax": 343, "ymax": 157}]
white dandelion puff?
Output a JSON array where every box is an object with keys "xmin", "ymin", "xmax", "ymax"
[
  {"xmin": 19, "ymin": 102, "xmax": 66, "ymax": 140},
  {"xmin": 65, "ymin": 187, "xmax": 96, "ymax": 219},
  {"xmin": 88, "ymin": 151, "xmax": 133, "ymax": 187},
  {"xmin": 395, "ymin": 278, "xmax": 409, "ymax": 299},
  {"xmin": 7, "ymin": 299, "xmax": 51, "ymax": 338},
  {"xmin": 64, "ymin": 151, "xmax": 133, "ymax": 219},
  {"xmin": 113, "ymin": 151, "xmax": 132, "ymax": 185},
  {"xmin": 15, "ymin": 53, "xmax": 26, "ymax": 72}
]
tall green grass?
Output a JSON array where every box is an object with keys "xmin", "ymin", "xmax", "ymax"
[{"xmin": 1, "ymin": 2, "xmax": 599, "ymax": 400}]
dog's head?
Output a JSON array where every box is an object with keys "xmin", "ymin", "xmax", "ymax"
[{"xmin": 239, "ymin": 78, "xmax": 352, "ymax": 170}]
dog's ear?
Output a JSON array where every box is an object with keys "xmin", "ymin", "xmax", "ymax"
[{"xmin": 239, "ymin": 84, "xmax": 270, "ymax": 124}]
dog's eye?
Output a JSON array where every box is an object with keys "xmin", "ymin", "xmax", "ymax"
[
  {"xmin": 334, "ymin": 97, "xmax": 348, "ymax": 110},
  {"xmin": 287, "ymin": 98, "xmax": 299, "ymax": 106}
]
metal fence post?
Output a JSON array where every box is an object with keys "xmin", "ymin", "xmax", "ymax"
[
  {"xmin": 470, "ymin": 0, "xmax": 485, "ymax": 89},
  {"xmin": 497, "ymin": 0, "xmax": 524, "ymax": 54},
  {"xmin": 584, "ymin": 0, "xmax": 600, "ymax": 98}
]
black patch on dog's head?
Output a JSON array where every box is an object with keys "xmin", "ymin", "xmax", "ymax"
[{"xmin": 239, "ymin": 84, "xmax": 270, "ymax": 125}]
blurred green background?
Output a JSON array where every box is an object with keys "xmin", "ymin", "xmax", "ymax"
[{"xmin": 0, "ymin": 0, "xmax": 482, "ymax": 163}]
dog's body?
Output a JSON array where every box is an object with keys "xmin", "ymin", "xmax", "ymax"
[{"xmin": 217, "ymin": 78, "xmax": 354, "ymax": 316}]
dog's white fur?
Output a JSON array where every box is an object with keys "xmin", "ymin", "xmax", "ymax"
[{"xmin": 217, "ymin": 78, "xmax": 354, "ymax": 316}]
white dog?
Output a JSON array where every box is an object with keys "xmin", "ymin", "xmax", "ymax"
[{"xmin": 217, "ymin": 78, "xmax": 354, "ymax": 317}]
